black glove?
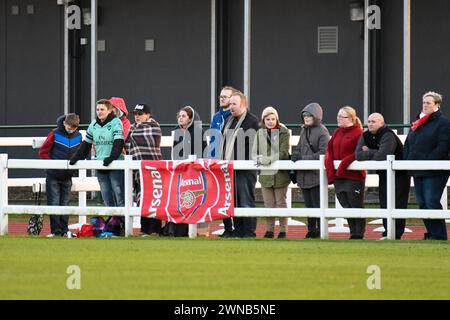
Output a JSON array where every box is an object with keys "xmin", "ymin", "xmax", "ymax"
[
  {"xmin": 69, "ymin": 141, "xmax": 92, "ymax": 165},
  {"xmin": 103, "ymin": 157, "xmax": 114, "ymax": 166}
]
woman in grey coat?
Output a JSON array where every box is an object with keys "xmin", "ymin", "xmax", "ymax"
[{"xmin": 291, "ymin": 103, "xmax": 330, "ymax": 238}]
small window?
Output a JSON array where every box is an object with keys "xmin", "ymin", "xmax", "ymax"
[{"xmin": 318, "ymin": 26, "xmax": 338, "ymax": 54}]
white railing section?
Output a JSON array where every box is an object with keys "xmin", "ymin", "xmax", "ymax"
[{"xmin": 1, "ymin": 153, "xmax": 450, "ymax": 239}]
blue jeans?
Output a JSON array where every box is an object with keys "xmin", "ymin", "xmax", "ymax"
[
  {"xmin": 233, "ymin": 171, "xmax": 257, "ymax": 237},
  {"xmin": 46, "ymin": 177, "xmax": 72, "ymax": 235},
  {"xmin": 414, "ymin": 175, "xmax": 449, "ymax": 240},
  {"xmin": 97, "ymin": 170, "xmax": 125, "ymax": 207}
]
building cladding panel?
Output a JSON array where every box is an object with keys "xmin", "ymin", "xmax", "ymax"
[
  {"xmin": 79, "ymin": 0, "xmax": 212, "ymax": 126},
  {"xmin": 251, "ymin": 0, "xmax": 364, "ymax": 128},
  {"xmin": 1, "ymin": 0, "xmax": 450, "ymax": 158}
]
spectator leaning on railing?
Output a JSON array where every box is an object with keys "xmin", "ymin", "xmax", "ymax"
[
  {"xmin": 252, "ymin": 106, "xmax": 291, "ymax": 239},
  {"xmin": 39, "ymin": 113, "xmax": 81, "ymax": 237},
  {"xmin": 70, "ymin": 99, "xmax": 126, "ymax": 235},
  {"xmin": 125, "ymin": 103, "xmax": 163, "ymax": 237},
  {"xmin": 325, "ymin": 106, "xmax": 366, "ymax": 240},
  {"xmin": 403, "ymin": 91, "xmax": 450, "ymax": 241},
  {"xmin": 291, "ymin": 102, "xmax": 330, "ymax": 239},
  {"xmin": 220, "ymin": 91, "xmax": 260, "ymax": 238},
  {"xmin": 355, "ymin": 113, "xmax": 410, "ymax": 240}
]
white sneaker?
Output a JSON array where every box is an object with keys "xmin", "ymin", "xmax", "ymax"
[
  {"xmin": 378, "ymin": 236, "xmax": 387, "ymax": 241},
  {"xmin": 46, "ymin": 233, "xmax": 56, "ymax": 238}
]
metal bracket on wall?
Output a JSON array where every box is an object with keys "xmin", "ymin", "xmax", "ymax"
[
  {"xmin": 97, "ymin": 40, "xmax": 106, "ymax": 52},
  {"xmin": 11, "ymin": 5, "xmax": 19, "ymax": 15},
  {"xmin": 145, "ymin": 39, "xmax": 155, "ymax": 52}
]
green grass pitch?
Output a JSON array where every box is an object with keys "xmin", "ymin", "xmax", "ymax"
[{"xmin": 0, "ymin": 237, "xmax": 449, "ymax": 299}]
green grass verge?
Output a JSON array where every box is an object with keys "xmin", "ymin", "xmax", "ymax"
[{"xmin": 0, "ymin": 237, "xmax": 449, "ymax": 300}]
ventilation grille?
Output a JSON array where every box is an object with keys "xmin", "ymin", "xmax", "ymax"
[{"xmin": 318, "ymin": 26, "xmax": 338, "ymax": 53}]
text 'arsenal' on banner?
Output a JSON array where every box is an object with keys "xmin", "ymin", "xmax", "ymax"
[{"xmin": 140, "ymin": 159, "xmax": 234, "ymax": 224}]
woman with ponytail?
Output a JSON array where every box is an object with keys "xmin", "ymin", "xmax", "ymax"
[{"xmin": 325, "ymin": 106, "xmax": 366, "ymax": 239}]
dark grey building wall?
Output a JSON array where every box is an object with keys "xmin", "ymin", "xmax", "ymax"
[
  {"xmin": 412, "ymin": 0, "xmax": 450, "ymax": 117},
  {"xmin": 78, "ymin": 0, "xmax": 212, "ymax": 126},
  {"xmin": 1, "ymin": 0, "xmax": 63, "ymax": 176},
  {"xmin": 225, "ymin": 0, "xmax": 244, "ymax": 91},
  {"xmin": 1, "ymin": 1, "xmax": 6, "ymax": 130},
  {"xmin": 251, "ymin": 0, "xmax": 365, "ymax": 127},
  {"xmin": 378, "ymin": 0, "xmax": 403, "ymax": 125},
  {"xmin": 4, "ymin": 0, "xmax": 63, "ymax": 127}
]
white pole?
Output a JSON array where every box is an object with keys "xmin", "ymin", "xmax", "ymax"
[
  {"xmin": 64, "ymin": 3, "xmax": 69, "ymax": 115},
  {"xmin": 386, "ymin": 155, "xmax": 396, "ymax": 239},
  {"xmin": 210, "ymin": 0, "xmax": 217, "ymax": 120},
  {"xmin": 91, "ymin": 0, "xmax": 98, "ymax": 121},
  {"xmin": 403, "ymin": 0, "xmax": 411, "ymax": 134},
  {"xmin": 319, "ymin": 155, "xmax": 329, "ymax": 239},
  {"xmin": 78, "ymin": 168, "xmax": 87, "ymax": 226},
  {"xmin": 363, "ymin": 0, "xmax": 369, "ymax": 124},
  {"xmin": 0, "ymin": 154, "xmax": 9, "ymax": 235},
  {"xmin": 124, "ymin": 155, "xmax": 134, "ymax": 237},
  {"xmin": 188, "ymin": 154, "xmax": 198, "ymax": 238},
  {"xmin": 244, "ymin": 0, "xmax": 251, "ymax": 106}
]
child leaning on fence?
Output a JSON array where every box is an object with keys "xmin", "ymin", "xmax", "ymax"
[{"xmin": 39, "ymin": 113, "xmax": 81, "ymax": 237}]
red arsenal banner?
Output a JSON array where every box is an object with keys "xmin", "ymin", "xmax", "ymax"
[{"xmin": 140, "ymin": 159, "xmax": 234, "ymax": 224}]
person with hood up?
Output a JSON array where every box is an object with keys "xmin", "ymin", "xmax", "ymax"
[
  {"xmin": 110, "ymin": 97, "xmax": 131, "ymax": 140},
  {"xmin": 39, "ymin": 113, "xmax": 82, "ymax": 237},
  {"xmin": 164, "ymin": 105, "xmax": 206, "ymax": 237},
  {"xmin": 171, "ymin": 105, "xmax": 206, "ymax": 160},
  {"xmin": 70, "ymin": 99, "xmax": 126, "ymax": 235},
  {"xmin": 291, "ymin": 103, "xmax": 330, "ymax": 238},
  {"xmin": 252, "ymin": 106, "xmax": 291, "ymax": 239}
]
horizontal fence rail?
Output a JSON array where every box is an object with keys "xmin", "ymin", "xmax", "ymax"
[{"xmin": 1, "ymin": 153, "xmax": 450, "ymax": 240}]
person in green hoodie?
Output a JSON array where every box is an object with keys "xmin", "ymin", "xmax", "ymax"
[{"xmin": 252, "ymin": 106, "xmax": 291, "ymax": 239}]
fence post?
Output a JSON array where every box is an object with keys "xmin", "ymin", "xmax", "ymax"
[
  {"xmin": 319, "ymin": 155, "xmax": 329, "ymax": 239},
  {"xmin": 78, "ymin": 168, "xmax": 87, "ymax": 226},
  {"xmin": 188, "ymin": 154, "xmax": 198, "ymax": 239},
  {"xmin": 0, "ymin": 154, "xmax": 9, "ymax": 235},
  {"xmin": 386, "ymin": 155, "xmax": 396, "ymax": 240},
  {"xmin": 124, "ymin": 155, "xmax": 134, "ymax": 237}
]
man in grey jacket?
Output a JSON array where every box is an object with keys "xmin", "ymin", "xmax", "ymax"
[{"xmin": 291, "ymin": 103, "xmax": 330, "ymax": 238}]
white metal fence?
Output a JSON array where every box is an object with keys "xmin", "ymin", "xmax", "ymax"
[{"xmin": 1, "ymin": 153, "xmax": 450, "ymax": 239}]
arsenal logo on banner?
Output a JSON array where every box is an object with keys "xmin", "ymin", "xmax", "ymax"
[{"xmin": 140, "ymin": 159, "xmax": 234, "ymax": 224}]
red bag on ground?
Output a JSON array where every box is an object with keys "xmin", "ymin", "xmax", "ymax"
[{"xmin": 76, "ymin": 224, "xmax": 94, "ymax": 237}]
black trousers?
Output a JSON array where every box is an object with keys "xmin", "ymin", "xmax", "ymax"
[
  {"xmin": 302, "ymin": 186, "xmax": 321, "ymax": 232},
  {"xmin": 334, "ymin": 179, "xmax": 365, "ymax": 238},
  {"xmin": 233, "ymin": 171, "xmax": 257, "ymax": 238},
  {"xmin": 378, "ymin": 172, "xmax": 410, "ymax": 239}
]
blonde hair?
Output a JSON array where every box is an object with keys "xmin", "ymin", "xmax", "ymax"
[
  {"xmin": 230, "ymin": 91, "xmax": 248, "ymax": 108},
  {"xmin": 423, "ymin": 91, "xmax": 443, "ymax": 106},
  {"xmin": 340, "ymin": 106, "xmax": 362, "ymax": 128}
]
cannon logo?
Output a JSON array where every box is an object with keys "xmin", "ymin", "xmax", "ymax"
[{"xmin": 177, "ymin": 171, "xmax": 207, "ymax": 220}]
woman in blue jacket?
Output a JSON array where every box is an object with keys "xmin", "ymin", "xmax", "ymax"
[{"xmin": 404, "ymin": 91, "xmax": 450, "ymax": 240}]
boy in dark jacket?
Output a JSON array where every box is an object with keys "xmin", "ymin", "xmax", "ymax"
[{"xmin": 39, "ymin": 113, "xmax": 81, "ymax": 237}]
